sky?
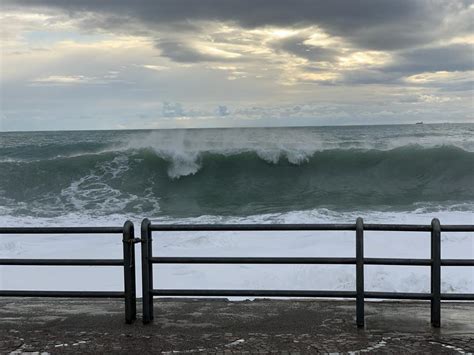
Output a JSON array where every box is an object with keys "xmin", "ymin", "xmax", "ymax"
[{"xmin": 0, "ymin": 0, "xmax": 473, "ymax": 131}]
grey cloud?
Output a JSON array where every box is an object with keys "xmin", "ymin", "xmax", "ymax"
[
  {"xmin": 272, "ymin": 35, "xmax": 340, "ymax": 62},
  {"xmin": 387, "ymin": 44, "xmax": 474, "ymax": 74},
  {"xmin": 430, "ymin": 79, "xmax": 474, "ymax": 92},
  {"xmin": 217, "ymin": 105, "xmax": 229, "ymax": 116},
  {"xmin": 340, "ymin": 70, "xmax": 401, "ymax": 85},
  {"xmin": 345, "ymin": 27, "xmax": 437, "ymax": 51},
  {"xmin": 4, "ymin": 0, "xmax": 472, "ymax": 51},
  {"xmin": 2, "ymin": 0, "xmax": 474, "ymax": 130},
  {"xmin": 339, "ymin": 44, "xmax": 473, "ymax": 86},
  {"xmin": 157, "ymin": 41, "xmax": 224, "ymax": 63},
  {"xmin": 162, "ymin": 102, "xmax": 184, "ymax": 117}
]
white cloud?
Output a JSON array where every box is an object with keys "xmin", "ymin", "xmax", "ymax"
[
  {"xmin": 142, "ymin": 64, "xmax": 168, "ymax": 71},
  {"xmin": 405, "ymin": 70, "xmax": 472, "ymax": 84},
  {"xmin": 31, "ymin": 75, "xmax": 96, "ymax": 85}
]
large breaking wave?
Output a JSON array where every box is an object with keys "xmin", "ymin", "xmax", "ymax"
[
  {"xmin": 1, "ymin": 143, "xmax": 473, "ymax": 217},
  {"xmin": 2, "ymin": 126, "xmax": 472, "ymax": 296}
]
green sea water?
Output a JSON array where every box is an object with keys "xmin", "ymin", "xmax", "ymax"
[{"xmin": 1, "ymin": 123, "xmax": 473, "ymax": 218}]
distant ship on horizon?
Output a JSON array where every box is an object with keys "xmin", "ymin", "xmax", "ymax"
[{"xmin": 416, "ymin": 121, "xmax": 423, "ymax": 125}]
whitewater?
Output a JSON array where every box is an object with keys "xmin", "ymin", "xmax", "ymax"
[{"xmin": 0, "ymin": 123, "xmax": 473, "ymax": 296}]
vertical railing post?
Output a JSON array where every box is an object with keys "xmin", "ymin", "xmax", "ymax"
[
  {"xmin": 122, "ymin": 220, "xmax": 136, "ymax": 324},
  {"xmin": 431, "ymin": 218, "xmax": 441, "ymax": 327},
  {"xmin": 130, "ymin": 222, "xmax": 137, "ymax": 321},
  {"xmin": 356, "ymin": 217, "xmax": 365, "ymax": 327},
  {"xmin": 141, "ymin": 218, "xmax": 152, "ymax": 324},
  {"xmin": 148, "ymin": 220, "xmax": 154, "ymax": 321}
]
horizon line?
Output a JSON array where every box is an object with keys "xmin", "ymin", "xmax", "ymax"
[{"xmin": 1, "ymin": 121, "xmax": 472, "ymax": 134}]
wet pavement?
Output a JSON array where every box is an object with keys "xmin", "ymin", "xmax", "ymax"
[{"xmin": 0, "ymin": 298, "xmax": 473, "ymax": 354}]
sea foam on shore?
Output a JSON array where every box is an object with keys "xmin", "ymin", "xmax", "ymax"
[{"xmin": 1, "ymin": 209, "xmax": 472, "ymax": 297}]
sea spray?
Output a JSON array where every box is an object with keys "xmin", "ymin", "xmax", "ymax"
[
  {"xmin": 1, "ymin": 144, "xmax": 473, "ymax": 217},
  {"xmin": 1, "ymin": 124, "xmax": 472, "ymax": 295}
]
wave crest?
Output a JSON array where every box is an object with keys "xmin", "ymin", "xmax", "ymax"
[{"xmin": 1, "ymin": 144, "xmax": 473, "ymax": 218}]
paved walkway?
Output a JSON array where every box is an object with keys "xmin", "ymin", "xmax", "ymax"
[{"xmin": 0, "ymin": 298, "xmax": 473, "ymax": 354}]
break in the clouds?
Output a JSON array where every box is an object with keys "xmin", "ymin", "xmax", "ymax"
[{"xmin": 0, "ymin": 0, "xmax": 473, "ymax": 130}]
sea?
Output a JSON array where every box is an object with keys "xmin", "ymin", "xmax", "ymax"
[{"xmin": 0, "ymin": 123, "xmax": 473, "ymax": 295}]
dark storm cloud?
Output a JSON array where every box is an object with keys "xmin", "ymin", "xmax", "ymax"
[
  {"xmin": 3, "ymin": 0, "xmax": 473, "ymax": 92},
  {"xmin": 4, "ymin": 0, "xmax": 471, "ymax": 51}
]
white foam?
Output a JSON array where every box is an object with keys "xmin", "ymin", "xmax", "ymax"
[
  {"xmin": 0, "ymin": 209, "xmax": 472, "ymax": 297},
  {"xmin": 119, "ymin": 127, "xmax": 474, "ymax": 178}
]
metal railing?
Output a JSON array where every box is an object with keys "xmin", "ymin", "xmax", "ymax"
[
  {"xmin": 0, "ymin": 221, "xmax": 138, "ymax": 324},
  {"xmin": 1, "ymin": 218, "xmax": 472, "ymax": 326},
  {"xmin": 140, "ymin": 218, "xmax": 474, "ymax": 327}
]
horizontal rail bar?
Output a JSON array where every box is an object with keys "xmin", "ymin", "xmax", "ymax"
[
  {"xmin": 0, "ymin": 227, "xmax": 124, "ymax": 234},
  {"xmin": 365, "ymin": 292, "xmax": 431, "ymax": 300},
  {"xmin": 151, "ymin": 289, "xmax": 357, "ymax": 298},
  {"xmin": 441, "ymin": 293, "xmax": 474, "ymax": 300},
  {"xmin": 150, "ymin": 257, "xmax": 356, "ymax": 264},
  {"xmin": 440, "ymin": 225, "xmax": 474, "ymax": 232},
  {"xmin": 151, "ymin": 257, "xmax": 472, "ymax": 266},
  {"xmin": 0, "ymin": 259, "xmax": 124, "ymax": 266},
  {"xmin": 0, "ymin": 290, "xmax": 124, "ymax": 298},
  {"xmin": 3, "ymin": 224, "xmax": 470, "ymax": 235},
  {"xmin": 365, "ymin": 258, "xmax": 432, "ymax": 266},
  {"xmin": 150, "ymin": 224, "xmax": 355, "ymax": 231},
  {"xmin": 151, "ymin": 289, "xmax": 474, "ymax": 301},
  {"xmin": 364, "ymin": 224, "xmax": 431, "ymax": 232},
  {"xmin": 441, "ymin": 259, "xmax": 474, "ymax": 266},
  {"xmin": 360, "ymin": 224, "xmax": 472, "ymax": 232}
]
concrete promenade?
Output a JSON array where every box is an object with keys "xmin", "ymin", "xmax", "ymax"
[{"xmin": 0, "ymin": 298, "xmax": 473, "ymax": 354}]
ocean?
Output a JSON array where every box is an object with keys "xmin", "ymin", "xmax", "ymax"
[{"xmin": 0, "ymin": 123, "xmax": 473, "ymax": 295}]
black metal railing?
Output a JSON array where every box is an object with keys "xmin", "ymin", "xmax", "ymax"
[
  {"xmin": 140, "ymin": 218, "xmax": 474, "ymax": 327},
  {"xmin": 1, "ymin": 218, "xmax": 472, "ymax": 327},
  {"xmin": 0, "ymin": 221, "xmax": 138, "ymax": 324}
]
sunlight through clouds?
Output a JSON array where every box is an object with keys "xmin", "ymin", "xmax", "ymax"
[{"xmin": 0, "ymin": 0, "xmax": 472, "ymax": 130}]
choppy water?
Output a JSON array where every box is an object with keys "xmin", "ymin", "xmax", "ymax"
[
  {"xmin": 1, "ymin": 123, "xmax": 473, "ymax": 219},
  {"xmin": 1, "ymin": 123, "xmax": 473, "ymax": 295}
]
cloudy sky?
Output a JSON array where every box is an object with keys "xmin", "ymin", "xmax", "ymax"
[{"xmin": 0, "ymin": 0, "xmax": 473, "ymax": 131}]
